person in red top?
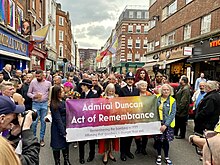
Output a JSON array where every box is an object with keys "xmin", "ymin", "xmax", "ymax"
[
  {"xmin": 99, "ymin": 83, "xmax": 119, "ymax": 164},
  {"xmin": 134, "ymin": 80, "xmax": 152, "ymax": 155}
]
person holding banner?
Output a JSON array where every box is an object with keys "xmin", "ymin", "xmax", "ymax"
[
  {"xmin": 119, "ymin": 72, "xmax": 140, "ymax": 161},
  {"xmin": 50, "ymin": 86, "xmax": 71, "ymax": 165},
  {"xmin": 78, "ymin": 79, "xmax": 99, "ymax": 164},
  {"xmin": 99, "ymin": 83, "xmax": 119, "ymax": 164},
  {"xmin": 134, "ymin": 80, "xmax": 152, "ymax": 155},
  {"xmin": 155, "ymin": 84, "xmax": 176, "ymax": 165}
]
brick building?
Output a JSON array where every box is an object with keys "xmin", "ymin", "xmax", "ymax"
[
  {"xmin": 56, "ymin": 3, "xmax": 73, "ymax": 72},
  {"xmin": 79, "ymin": 48, "xmax": 98, "ymax": 71},
  {"xmin": 114, "ymin": 5, "xmax": 149, "ymax": 73},
  {"xmin": 146, "ymin": 0, "xmax": 220, "ymax": 83}
]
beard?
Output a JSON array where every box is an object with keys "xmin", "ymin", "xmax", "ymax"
[{"xmin": 37, "ymin": 78, "xmax": 42, "ymax": 82}]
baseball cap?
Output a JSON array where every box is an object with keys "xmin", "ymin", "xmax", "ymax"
[{"xmin": 0, "ymin": 96, "xmax": 25, "ymax": 114}]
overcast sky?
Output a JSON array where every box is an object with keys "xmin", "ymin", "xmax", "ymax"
[{"xmin": 57, "ymin": 0, "xmax": 149, "ymax": 49}]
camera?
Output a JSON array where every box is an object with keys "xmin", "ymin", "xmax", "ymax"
[{"xmin": 21, "ymin": 109, "xmax": 38, "ymax": 121}]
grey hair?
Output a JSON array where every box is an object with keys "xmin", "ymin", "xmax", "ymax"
[
  {"xmin": 206, "ymin": 80, "xmax": 219, "ymax": 91},
  {"xmin": 104, "ymin": 83, "xmax": 115, "ymax": 96},
  {"xmin": 159, "ymin": 83, "xmax": 174, "ymax": 96},
  {"xmin": 135, "ymin": 80, "xmax": 148, "ymax": 89}
]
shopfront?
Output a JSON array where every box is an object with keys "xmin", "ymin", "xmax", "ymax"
[
  {"xmin": 29, "ymin": 41, "xmax": 47, "ymax": 70},
  {"xmin": 0, "ymin": 27, "xmax": 29, "ymax": 70},
  {"xmin": 187, "ymin": 37, "xmax": 220, "ymax": 81},
  {"xmin": 46, "ymin": 48, "xmax": 56, "ymax": 71}
]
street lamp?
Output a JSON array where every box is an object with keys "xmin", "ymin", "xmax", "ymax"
[{"xmin": 74, "ymin": 41, "xmax": 77, "ymax": 71}]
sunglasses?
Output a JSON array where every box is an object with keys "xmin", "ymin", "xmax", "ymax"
[{"xmin": 204, "ymin": 131, "xmax": 213, "ymax": 165}]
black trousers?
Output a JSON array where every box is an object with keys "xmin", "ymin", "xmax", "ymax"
[
  {"xmin": 120, "ymin": 136, "xmax": 133, "ymax": 154},
  {"xmin": 78, "ymin": 140, "xmax": 96, "ymax": 159},
  {"xmin": 174, "ymin": 115, "xmax": 188, "ymax": 138}
]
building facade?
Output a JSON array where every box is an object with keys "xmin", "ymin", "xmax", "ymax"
[
  {"xmin": 79, "ymin": 48, "xmax": 98, "ymax": 71},
  {"xmin": 114, "ymin": 5, "xmax": 149, "ymax": 73},
  {"xmin": 0, "ymin": 0, "xmax": 30, "ymax": 70},
  {"xmin": 45, "ymin": 0, "xmax": 57, "ymax": 71},
  {"xmin": 146, "ymin": 0, "xmax": 220, "ymax": 83},
  {"xmin": 56, "ymin": 3, "xmax": 73, "ymax": 72}
]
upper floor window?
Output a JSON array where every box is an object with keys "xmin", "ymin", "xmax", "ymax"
[
  {"xmin": 135, "ymin": 39, "xmax": 141, "ymax": 48},
  {"xmin": 144, "ymin": 12, "xmax": 149, "ymax": 19},
  {"xmin": 147, "ymin": 41, "xmax": 155, "ymax": 52},
  {"xmin": 186, "ymin": 0, "xmax": 193, "ymax": 4},
  {"xmin": 59, "ymin": 45, "xmax": 63, "ymax": 57},
  {"xmin": 128, "ymin": 39, "xmax": 133, "ymax": 48},
  {"xmin": 201, "ymin": 14, "xmax": 211, "ymax": 34},
  {"xmin": 184, "ymin": 24, "xmax": 191, "ymax": 40},
  {"xmin": 32, "ymin": 0, "xmax": 35, "ymax": 10},
  {"xmin": 59, "ymin": 30, "xmax": 64, "ymax": 41},
  {"xmin": 59, "ymin": 16, "xmax": 64, "ymax": 26},
  {"xmin": 135, "ymin": 53, "xmax": 140, "ymax": 62},
  {"xmin": 129, "ymin": 11, "xmax": 134, "ymax": 18},
  {"xmin": 128, "ymin": 25, "xmax": 133, "ymax": 33},
  {"xmin": 143, "ymin": 39, "xmax": 148, "ymax": 48},
  {"xmin": 144, "ymin": 25, "xmax": 149, "ymax": 34},
  {"xmin": 161, "ymin": 31, "xmax": 175, "ymax": 47},
  {"xmin": 149, "ymin": 20, "xmax": 156, "ymax": 29},
  {"xmin": 127, "ymin": 53, "xmax": 132, "ymax": 62},
  {"xmin": 150, "ymin": 0, "xmax": 156, "ymax": 6},
  {"xmin": 137, "ymin": 11, "xmax": 142, "ymax": 19},
  {"xmin": 136, "ymin": 25, "xmax": 141, "ymax": 33},
  {"xmin": 162, "ymin": 0, "xmax": 177, "ymax": 20},
  {"xmin": 39, "ymin": 0, "xmax": 42, "ymax": 18}
]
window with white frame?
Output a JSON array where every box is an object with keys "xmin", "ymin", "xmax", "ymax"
[
  {"xmin": 162, "ymin": 0, "xmax": 177, "ymax": 20},
  {"xmin": 59, "ymin": 45, "xmax": 63, "ymax": 57},
  {"xmin": 186, "ymin": 0, "xmax": 193, "ymax": 4},
  {"xmin": 144, "ymin": 25, "xmax": 149, "ymax": 34},
  {"xmin": 128, "ymin": 39, "xmax": 133, "ymax": 48},
  {"xmin": 147, "ymin": 41, "xmax": 155, "ymax": 52},
  {"xmin": 161, "ymin": 31, "xmax": 175, "ymax": 47},
  {"xmin": 201, "ymin": 14, "xmax": 211, "ymax": 34},
  {"xmin": 136, "ymin": 25, "xmax": 141, "ymax": 33},
  {"xmin": 59, "ymin": 16, "xmax": 64, "ymax": 26},
  {"xmin": 149, "ymin": 20, "xmax": 156, "ymax": 29},
  {"xmin": 128, "ymin": 25, "xmax": 133, "ymax": 33},
  {"xmin": 137, "ymin": 11, "xmax": 142, "ymax": 18},
  {"xmin": 143, "ymin": 39, "xmax": 148, "ymax": 48},
  {"xmin": 135, "ymin": 53, "xmax": 140, "ymax": 62},
  {"xmin": 59, "ymin": 30, "xmax": 64, "ymax": 41},
  {"xmin": 129, "ymin": 11, "xmax": 134, "ymax": 18},
  {"xmin": 32, "ymin": 0, "xmax": 35, "ymax": 10},
  {"xmin": 39, "ymin": 0, "xmax": 42, "ymax": 18},
  {"xmin": 184, "ymin": 24, "xmax": 191, "ymax": 40},
  {"xmin": 144, "ymin": 12, "xmax": 149, "ymax": 19},
  {"xmin": 127, "ymin": 53, "xmax": 132, "ymax": 62},
  {"xmin": 150, "ymin": 0, "xmax": 156, "ymax": 6},
  {"xmin": 135, "ymin": 39, "xmax": 141, "ymax": 48}
]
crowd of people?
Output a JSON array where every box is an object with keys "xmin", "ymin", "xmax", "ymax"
[{"xmin": 0, "ymin": 63, "xmax": 220, "ymax": 165}]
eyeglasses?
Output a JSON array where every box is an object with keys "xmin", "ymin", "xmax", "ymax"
[{"xmin": 204, "ymin": 131, "xmax": 213, "ymax": 165}]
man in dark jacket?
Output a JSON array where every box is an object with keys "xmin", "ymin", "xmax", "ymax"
[
  {"xmin": 119, "ymin": 72, "xmax": 140, "ymax": 161},
  {"xmin": 2, "ymin": 64, "xmax": 12, "ymax": 81},
  {"xmin": 20, "ymin": 73, "xmax": 33, "ymax": 111},
  {"xmin": 194, "ymin": 80, "xmax": 220, "ymax": 135},
  {"xmin": 78, "ymin": 79, "xmax": 99, "ymax": 164},
  {"xmin": 174, "ymin": 76, "xmax": 191, "ymax": 139},
  {"xmin": 0, "ymin": 95, "xmax": 40, "ymax": 165}
]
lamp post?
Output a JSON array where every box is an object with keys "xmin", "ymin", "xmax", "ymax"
[{"xmin": 74, "ymin": 41, "xmax": 77, "ymax": 71}]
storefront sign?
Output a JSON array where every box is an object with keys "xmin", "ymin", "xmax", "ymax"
[
  {"xmin": 66, "ymin": 95, "xmax": 161, "ymax": 142},
  {"xmin": 0, "ymin": 28, "xmax": 28, "ymax": 56},
  {"xmin": 210, "ymin": 40, "xmax": 220, "ymax": 47}
]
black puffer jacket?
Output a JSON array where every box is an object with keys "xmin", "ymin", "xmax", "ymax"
[
  {"xmin": 194, "ymin": 90, "xmax": 220, "ymax": 135},
  {"xmin": 19, "ymin": 129, "xmax": 40, "ymax": 165}
]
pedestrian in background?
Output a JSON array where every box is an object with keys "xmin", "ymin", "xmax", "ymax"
[{"xmin": 194, "ymin": 72, "xmax": 206, "ymax": 91}]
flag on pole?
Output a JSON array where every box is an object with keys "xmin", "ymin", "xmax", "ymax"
[
  {"xmin": 32, "ymin": 24, "xmax": 50, "ymax": 43},
  {"xmin": 108, "ymin": 29, "xmax": 118, "ymax": 54},
  {"xmin": 0, "ymin": 0, "xmax": 5, "ymax": 22}
]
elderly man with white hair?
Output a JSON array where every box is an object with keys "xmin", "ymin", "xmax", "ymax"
[{"xmin": 194, "ymin": 80, "xmax": 220, "ymax": 135}]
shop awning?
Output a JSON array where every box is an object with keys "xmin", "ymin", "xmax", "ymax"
[
  {"xmin": 143, "ymin": 57, "xmax": 188, "ymax": 70},
  {"xmin": 187, "ymin": 53, "xmax": 220, "ymax": 63},
  {"xmin": 0, "ymin": 50, "xmax": 30, "ymax": 61}
]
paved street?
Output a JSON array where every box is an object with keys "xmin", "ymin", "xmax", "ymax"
[{"xmin": 39, "ymin": 120, "xmax": 202, "ymax": 165}]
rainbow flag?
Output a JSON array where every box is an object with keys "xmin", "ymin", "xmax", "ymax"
[
  {"xmin": 0, "ymin": 0, "xmax": 5, "ymax": 22},
  {"xmin": 17, "ymin": 7, "xmax": 22, "ymax": 32},
  {"xmin": 108, "ymin": 29, "xmax": 118, "ymax": 54},
  {"xmin": 8, "ymin": 0, "xmax": 14, "ymax": 27},
  {"xmin": 32, "ymin": 24, "xmax": 50, "ymax": 43}
]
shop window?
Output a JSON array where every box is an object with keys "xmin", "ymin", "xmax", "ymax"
[
  {"xmin": 201, "ymin": 14, "xmax": 211, "ymax": 34},
  {"xmin": 184, "ymin": 24, "xmax": 191, "ymax": 40}
]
